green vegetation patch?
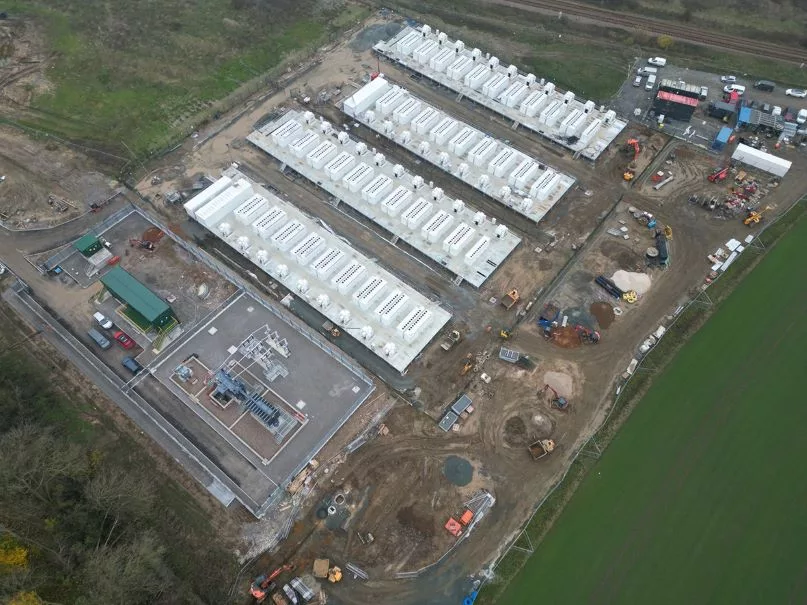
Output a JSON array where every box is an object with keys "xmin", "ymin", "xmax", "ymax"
[
  {"xmin": 7, "ymin": 0, "xmax": 363, "ymax": 158},
  {"xmin": 494, "ymin": 209, "xmax": 807, "ymax": 604}
]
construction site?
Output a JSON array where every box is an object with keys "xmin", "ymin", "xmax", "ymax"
[{"xmin": 2, "ymin": 11, "xmax": 805, "ymax": 605}]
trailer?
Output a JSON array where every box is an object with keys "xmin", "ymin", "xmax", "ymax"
[{"xmin": 528, "ymin": 438, "xmax": 555, "ymax": 460}]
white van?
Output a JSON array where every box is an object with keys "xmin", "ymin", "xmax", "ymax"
[
  {"xmin": 797, "ymin": 108, "xmax": 807, "ymax": 124},
  {"xmin": 648, "ymin": 57, "xmax": 667, "ymax": 67},
  {"xmin": 645, "ymin": 74, "xmax": 657, "ymax": 91},
  {"xmin": 638, "ymin": 66, "xmax": 658, "ymax": 76},
  {"xmin": 723, "ymin": 84, "xmax": 746, "ymax": 95},
  {"xmin": 633, "ymin": 75, "xmax": 643, "ymax": 87}
]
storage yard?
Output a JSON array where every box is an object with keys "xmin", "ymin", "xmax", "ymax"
[{"xmin": 4, "ymin": 10, "xmax": 807, "ymax": 605}]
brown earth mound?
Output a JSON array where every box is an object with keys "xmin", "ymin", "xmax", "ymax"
[
  {"xmin": 590, "ymin": 302, "xmax": 616, "ymax": 329},
  {"xmin": 551, "ymin": 326, "xmax": 581, "ymax": 349}
]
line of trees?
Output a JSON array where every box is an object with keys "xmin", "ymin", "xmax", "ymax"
[{"xmin": 0, "ymin": 346, "xmax": 237, "ymax": 604}]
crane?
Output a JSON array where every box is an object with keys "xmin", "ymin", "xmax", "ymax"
[
  {"xmin": 744, "ymin": 205, "xmax": 772, "ymax": 226},
  {"xmin": 250, "ymin": 564, "xmax": 295, "ymax": 603}
]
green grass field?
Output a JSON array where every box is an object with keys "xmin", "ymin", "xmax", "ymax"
[
  {"xmin": 5, "ymin": 0, "xmax": 366, "ymax": 158},
  {"xmin": 497, "ymin": 213, "xmax": 807, "ymax": 604}
]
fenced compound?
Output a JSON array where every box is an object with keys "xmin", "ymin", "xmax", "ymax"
[{"xmin": 478, "ymin": 194, "xmax": 807, "ymax": 600}]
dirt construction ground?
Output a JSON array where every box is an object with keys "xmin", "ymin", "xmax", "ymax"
[{"xmin": 4, "ymin": 14, "xmax": 806, "ymax": 605}]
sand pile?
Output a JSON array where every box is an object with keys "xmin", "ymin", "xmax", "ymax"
[
  {"xmin": 544, "ymin": 371, "xmax": 573, "ymax": 396},
  {"xmin": 612, "ymin": 270, "xmax": 652, "ymax": 295}
]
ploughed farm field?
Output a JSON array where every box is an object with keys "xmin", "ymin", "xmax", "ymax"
[{"xmin": 500, "ymin": 214, "xmax": 807, "ymax": 604}]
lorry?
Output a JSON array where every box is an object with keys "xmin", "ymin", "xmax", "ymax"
[
  {"xmin": 501, "ymin": 289, "xmax": 520, "ymax": 310},
  {"xmin": 528, "ymin": 438, "xmax": 555, "ymax": 460},
  {"xmin": 440, "ymin": 329, "xmax": 462, "ymax": 351}
]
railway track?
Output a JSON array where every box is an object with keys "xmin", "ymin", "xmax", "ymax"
[{"xmin": 493, "ymin": 0, "xmax": 807, "ymax": 64}]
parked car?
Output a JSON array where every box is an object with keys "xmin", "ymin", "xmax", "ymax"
[
  {"xmin": 93, "ymin": 311, "xmax": 113, "ymax": 330},
  {"xmin": 772, "ymin": 105, "xmax": 782, "ymax": 116},
  {"xmin": 761, "ymin": 103, "xmax": 772, "ymax": 114},
  {"xmin": 633, "ymin": 75, "xmax": 642, "ymax": 87},
  {"xmin": 121, "ymin": 356, "xmax": 143, "ymax": 375},
  {"xmin": 87, "ymin": 328, "xmax": 111, "ymax": 350},
  {"xmin": 699, "ymin": 86, "xmax": 709, "ymax": 100},
  {"xmin": 783, "ymin": 107, "xmax": 796, "ymax": 122},
  {"xmin": 754, "ymin": 80, "xmax": 775, "ymax": 92},
  {"xmin": 723, "ymin": 84, "xmax": 745, "ymax": 95},
  {"xmin": 720, "ymin": 75, "xmax": 737, "ymax": 84},
  {"xmin": 647, "ymin": 57, "xmax": 667, "ymax": 67},
  {"xmin": 645, "ymin": 74, "xmax": 657, "ymax": 91},
  {"xmin": 786, "ymin": 88, "xmax": 807, "ymax": 98},
  {"xmin": 797, "ymin": 109, "xmax": 807, "ymax": 124},
  {"xmin": 113, "ymin": 330, "xmax": 135, "ymax": 349}
]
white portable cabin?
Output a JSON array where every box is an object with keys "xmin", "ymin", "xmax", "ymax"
[
  {"xmin": 530, "ymin": 170, "xmax": 562, "ymax": 201},
  {"xmin": 393, "ymin": 98, "xmax": 422, "ymax": 125},
  {"xmin": 561, "ymin": 110, "xmax": 587, "ymax": 137},
  {"xmin": 342, "ymin": 163, "xmax": 375, "ymax": 193},
  {"xmin": 397, "ymin": 307, "xmax": 432, "ymax": 343},
  {"xmin": 342, "ymin": 77, "xmax": 390, "ymax": 118},
  {"xmin": 361, "ymin": 174, "xmax": 394, "ymax": 204},
  {"xmin": 443, "ymin": 223, "xmax": 475, "ymax": 256},
  {"xmin": 184, "ymin": 176, "xmax": 233, "ymax": 219},
  {"xmin": 464, "ymin": 64, "xmax": 489, "ymax": 90},
  {"xmin": 421, "ymin": 210, "xmax": 453, "ymax": 243},
  {"xmin": 324, "ymin": 151, "xmax": 356, "ymax": 182},
  {"xmin": 306, "ymin": 141, "xmax": 337, "ymax": 170},
  {"xmin": 195, "ymin": 180, "xmax": 253, "ymax": 229},
  {"xmin": 375, "ymin": 86, "xmax": 408, "ymax": 115},
  {"xmin": 447, "ymin": 55, "xmax": 474, "ymax": 81},
  {"xmin": 252, "ymin": 207, "xmax": 287, "ymax": 240},
  {"xmin": 467, "ymin": 138, "xmax": 498, "ymax": 167},
  {"xmin": 381, "ymin": 186, "xmax": 413, "ymax": 216},
  {"xmin": 234, "ymin": 194, "xmax": 270, "ymax": 226},
  {"xmin": 539, "ymin": 99, "xmax": 564, "ymax": 126},
  {"xmin": 290, "ymin": 233, "xmax": 325, "ymax": 265},
  {"xmin": 400, "ymin": 198, "xmax": 434, "ymax": 229},
  {"xmin": 430, "ymin": 117, "xmax": 458, "ymax": 145},
  {"xmin": 578, "ymin": 119, "xmax": 602, "ymax": 146},
  {"xmin": 488, "ymin": 148, "xmax": 518, "ymax": 178}
]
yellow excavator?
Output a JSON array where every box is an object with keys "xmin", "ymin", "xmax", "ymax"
[{"xmin": 744, "ymin": 205, "xmax": 772, "ymax": 226}]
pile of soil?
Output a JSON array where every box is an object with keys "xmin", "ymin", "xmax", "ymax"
[
  {"xmin": 142, "ymin": 226, "xmax": 165, "ymax": 242},
  {"xmin": 612, "ymin": 270, "xmax": 651, "ymax": 295},
  {"xmin": 590, "ymin": 302, "xmax": 616, "ymax": 329},
  {"xmin": 503, "ymin": 416, "xmax": 529, "ymax": 447},
  {"xmin": 551, "ymin": 326, "xmax": 581, "ymax": 349}
]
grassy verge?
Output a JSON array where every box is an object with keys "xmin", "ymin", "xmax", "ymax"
[
  {"xmin": 5, "ymin": 0, "xmax": 369, "ymax": 159},
  {"xmin": 476, "ymin": 195, "xmax": 807, "ymax": 604}
]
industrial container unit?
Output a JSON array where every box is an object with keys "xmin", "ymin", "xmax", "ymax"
[
  {"xmin": 353, "ymin": 276, "xmax": 387, "ymax": 310},
  {"xmin": 577, "ymin": 118, "xmax": 602, "ymax": 147},
  {"xmin": 430, "ymin": 117, "xmax": 459, "ymax": 145},
  {"xmin": 393, "ymin": 98, "xmax": 422, "ymax": 125},
  {"xmin": 500, "ymin": 81, "xmax": 529, "ymax": 108},
  {"xmin": 509, "ymin": 159, "xmax": 539, "ymax": 190},
  {"xmin": 375, "ymin": 86, "xmax": 408, "ymax": 115},
  {"xmin": 468, "ymin": 138, "xmax": 498, "ymax": 166},
  {"xmin": 397, "ymin": 307, "xmax": 432, "ymax": 343},
  {"xmin": 482, "ymin": 73, "xmax": 508, "ymax": 99},
  {"xmin": 375, "ymin": 290, "xmax": 409, "ymax": 327},
  {"xmin": 430, "ymin": 47, "xmax": 455, "ymax": 72},
  {"xmin": 342, "ymin": 163, "xmax": 375, "ymax": 193},
  {"xmin": 361, "ymin": 174, "xmax": 394, "ymax": 205},
  {"xmin": 195, "ymin": 180, "xmax": 253, "ymax": 229},
  {"xmin": 447, "ymin": 55, "xmax": 474, "ymax": 81},
  {"xmin": 519, "ymin": 90, "xmax": 548, "ymax": 118},
  {"xmin": 234, "ymin": 194, "xmax": 270, "ymax": 225},
  {"xmin": 421, "ymin": 210, "xmax": 453, "ymax": 243},
  {"xmin": 412, "ymin": 107, "xmax": 441, "ymax": 135},
  {"xmin": 270, "ymin": 220, "xmax": 306, "ymax": 251},
  {"xmin": 414, "ymin": 40, "xmax": 439, "ymax": 64},
  {"xmin": 539, "ymin": 100, "xmax": 564, "ymax": 126},
  {"xmin": 271, "ymin": 120, "xmax": 303, "ymax": 147},
  {"xmin": 652, "ymin": 91, "xmax": 697, "ymax": 122},
  {"xmin": 530, "ymin": 171, "xmax": 562, "ymax": 201},
  {"xmin": 291, "ymin": 233, "xmax": 325, "ymax": 265},
  {"xmin": 448, "ymin": 127, "xmax": 478, "ymax": 157},
  {"xmin": 488, "ymin": 148, "xmax": 518, "ymax": 177},
  {"xmin": 184, "ymin": 176, "xmax": 233, "ymax": 219},
  {"xmin": 560, "ymin": 110, "xmax": 587, "ymax": 137},
  {"xmin": 464, "ymin": 64, "xmax": 490, "ymax": 90},
  {"xmin": 312, "ymin": 247, "xmax": 346, "ymax": 280},
  {"xmin": 443, "ymin": 223, "xmax": 475, "ymax": 256},
  {"xmin": 342, "ymin": 76, "xmax": 390, "ymax": 117},
  {"xmin": 324, "ymin": 151, "xmax": 356, "ymax": 181},
  {"xmin": 252, "ymin": 207, "xmax": 287, "ymax": 240},
  {"xmin": 381, "ymin": 186, "xmax": 414, "ymax": 216},
  {"xmin": 463, "ymin": 236, "xmax": 490, "ymax": 267},
  {"xmin": 306, "ymin": 141, "xmax": 337, "ymax": 170},
  {"xmin": 400, "ymin": 198, "xmax": 434, "ymax": 229},
  {"xmin": 396, "ymin": 30, "xmax": 421, "ymax": 55},
  {"xmin": 289, "ymin": 130, "xmax": 320, "ymax": 158},
  {"xmin": 331, "ymin": 260, "xmax": 366, "ymax": 295}
]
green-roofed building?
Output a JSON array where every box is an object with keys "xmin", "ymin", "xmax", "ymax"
[
  {"xmin": 74, "ymin": 233, "xmax": 102, "ymax": 257},
  {"xmin": 100, "ymin": 266, "xmax": 175, "ymax": 330}
]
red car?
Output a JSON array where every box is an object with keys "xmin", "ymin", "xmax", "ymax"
[{"xmin": 113, "ymin": 330, "xmax": 135, "ymax": 350}]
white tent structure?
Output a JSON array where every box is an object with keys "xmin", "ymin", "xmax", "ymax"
[{"xmin": 731, "ymin": 144, "xmax": 791, "ymax": 177}]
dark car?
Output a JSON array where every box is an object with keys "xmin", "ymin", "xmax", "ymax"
[
  {"xmin": 113, "ymin": 330, "xmax": 135, "ymax": 349},
  {"xmin": 121, "ymin": 356, "xmax": 143, "ymax": 375}
]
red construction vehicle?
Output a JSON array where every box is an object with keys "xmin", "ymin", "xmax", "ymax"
[
  {"xmin": 623, "ymin": 139, "xmax": 641, "ymax": 181},
  {"xmin": 540, "ymin": 384, "xmax": 569, "ymax": 410},
  {"xmin": 625, "ymin": 138, "xmax": 640, "ymax": 161},
  {"xmin": 250, "ymin": 564, "xmax": 295, "ymax": 603},
  {"xmin": 708, "ymin": 166, "xmax": 729, "ymax": 183}
]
